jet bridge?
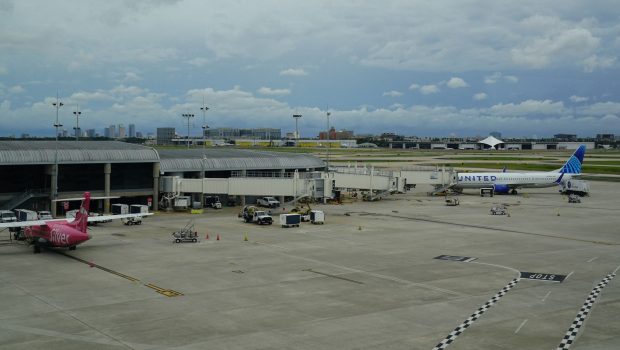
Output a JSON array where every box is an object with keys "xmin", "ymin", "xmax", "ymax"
[{"xmin": 160, "ymin": 171, "xmax": 333, "ymax": 200}]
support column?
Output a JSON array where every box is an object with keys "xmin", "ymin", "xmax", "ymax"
[
  {"xmin": 46, "ymin": 165, "xmax": 58, "ymax": 217},
  {"xmin": 153, "ymin": 162, "xmax": 160, "ymax": 211},
  {"xmin": 240, "ymin": 169, "xmax": 247, "ymax": 206},
  {"xmin": 104, "ymin": 163, "xmax": 111, "ymax": 214},
  {"xmin": 279, "ymin": 169, "xmax": 285, "ymax": 204}
]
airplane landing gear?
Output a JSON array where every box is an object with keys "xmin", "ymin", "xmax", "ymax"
[
  {"xmin": 33, "ymin": 244, "xmax": 41, "ymax": 254},
  {"xmin": 69, "ymin": 246, "xmax": 76, "ymax": 251},
  {"xmin": 511, "ymin": 189, "xmax": 518, "ymax": 195}
]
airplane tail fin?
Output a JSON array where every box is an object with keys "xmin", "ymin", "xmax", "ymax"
[
  {"xmin": 70, "ymin": 192, "xmax": 90, "ymax": 233},
  {"xmin": 557, "ymin": 145, "xmax": 586, "ymax": 174}
]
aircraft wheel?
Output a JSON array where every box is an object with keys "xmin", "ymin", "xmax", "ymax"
[
  {"xmin": 175, "ymin": 238, "xmax": 181, "ymax": 243},
  {"xmin": 33, "ymin": 244, "xmax": 41, "ymax": 254},
  {"xmin": 192, "ymin": 238, "xmax": 197, "ymax": 243},
  {"xmin": 69, "ymin": 246, "xmax": 76, "ymax": 251}
]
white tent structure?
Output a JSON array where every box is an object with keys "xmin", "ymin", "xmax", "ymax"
[{"xmin": 478, "ymin": 135, "xmax": 504, "ymax": 149}]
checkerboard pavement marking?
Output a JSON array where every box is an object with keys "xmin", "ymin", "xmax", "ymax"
[
  {"xmin": 432, "ymin": 278, "xmax": 520, "ymax": 350},
  {"xmin": 556, "ymin": 273, "xmax": 616, "ymax": 350}
]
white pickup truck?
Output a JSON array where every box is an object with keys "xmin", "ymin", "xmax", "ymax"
[{"xmin": 257, "ymin": 196, "xmax": 280, "ymax": 208}]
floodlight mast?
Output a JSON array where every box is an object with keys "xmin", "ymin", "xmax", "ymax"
[
  {"xmin": 293, "ymin": 114, "xmax": 302, "ymax": 146},
  {"xmin": 181, "ymin": 113, "xmax": 195, "ymax": 149},
  {"xmin": 326, "ymin": 110, "xmax": 331, "ymax": 171},
  {"xmin": 51, "ymin": 93, "xmax": 64, "ymax": 216},
  {"xmin": 200, "ymin": 97, "xmax": 209, "ymax": 149},
  {"xmin": 72, "ymin": 104, "xmax": 82, "ymax": 141}
]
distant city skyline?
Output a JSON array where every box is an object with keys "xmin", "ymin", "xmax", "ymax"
[{"xmin": 1, "ymin": 1, "xmax": 619, "ymax": 137}]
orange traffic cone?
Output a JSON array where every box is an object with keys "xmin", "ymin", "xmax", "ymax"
[
  {"xmin": 205, "ymin": 233, "xmax": 209, "ymax": 240},
  {"xmin": 89, "ymin": 261, "xmax": 94, "ymax": 268},
  {"xmin": 216, "ymin": 234, "xmax": 220, "ymax": 241}
]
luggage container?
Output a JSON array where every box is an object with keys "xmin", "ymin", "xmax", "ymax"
[
  {"xmin": 14, "ymin": 209, "xmax": 38, "ymax": 222},
  {"xmin": 280, "ymin": 213, "xmax": 301, "ymax": 228},
  {"xmin": 130, "ymin": 204, "xmax": 149, "ymax": 214},
  {"xmin": 310, "ymin": 210, "xmax": 325, "ymax": 224},
  {"xmin": 112, "ymin": 204, "xmax": 129, "ymax": 215}
]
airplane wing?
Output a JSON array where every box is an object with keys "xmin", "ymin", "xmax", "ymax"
[
  {"xmin": 0, "ymin": 218, "xmax": 71, "ymax": 228},
  {"xmin": 87, "ymin": 213, "xmax": 153, "ymax": 222},
  {"xmin": 0, "ymin": 220, "xmax": 47, "ymax": 228},
  {"xmin": 0, "ymin": 213, "xmax": 154, "ymax": 228}
]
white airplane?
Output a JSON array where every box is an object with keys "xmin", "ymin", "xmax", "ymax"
[{"xmin": 453, "ymin": 145, "xmax": 586, "ymax": 194}]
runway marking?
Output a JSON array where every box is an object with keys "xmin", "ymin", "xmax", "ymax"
[
  {"xmin": 267, "ymin": 248, "xmax": 463, "ymax": 296},
  {"xmin": 58, "ymin": 252, "xmax": 183, "ymax": 297},
  {"xmin": 303, "ymin": 268, "xmax": 364, "ymax": 285},
  {"xmin": 350, "ymin": 212, "xmax": 620, "ymax": 246},
  {"xmin": 586, "ymin": 257, "xmax": 598, "ymax": 263},
  {"xmin": 514, "ymin": 319, "xmax": 528, "ymax": 334},
  {"xmin": 565, "ymin": 271, "xmax": 575, "ymax": 280},
  {"xmin": 0, "ymin": 324, "xmax": 156, "ymax": 349},
  {"xmin": 542, "ymin": 291, "xmax": 552, "ymax": 302},
  {"xmin": 432, "ymin": 278, "xmax": 520, "ymax": 350},
  {"xmin": 556, "ymin": 273, "xmax": 616, "ymax": 350}
]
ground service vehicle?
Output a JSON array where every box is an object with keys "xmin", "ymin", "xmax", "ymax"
[
  {"xmin": 37, "ymin": 211, "xmax": 53, "ymax": 220},
  {"xmin": 14, "ymin": 209, "xmax": 38, "ymax": 222},
  {"xmin": 257, "ymin": 196, "xmax": 280, "ymax": 208},
  {"xmin": 291, "ymin": 202, "xmax": 312, "ymax": 221},
  {"xmin": 445, "ymin": 197, "xmax": 460, "ymax": 206},
  {"xmin": 280, "ymin": 213, "xmax": 301, "ymax": 227},
  {"xmin": 171, "ymin": 220, "xmax": 198, "ymax": 243},
  {"xmin": 204, "ymin": 196, "xmax": 222, "ymax": 209},
  {"xmin": 490, "ymin": 206, "xmax": 507, "ymax": 215},
  {"xmin": 310, "ymin": 210, "xmax": 325, "ymax": 224},
  {"xmin": 240, "ymin": 205, "xmax": 273, "ymax": 225},
  {"xmin": 568, "ymin": 194, "xmax": 581, "ymax": 203},
  {"xmin": 560, "ymin": 180, "xmax": 589, "ymax": 196}
]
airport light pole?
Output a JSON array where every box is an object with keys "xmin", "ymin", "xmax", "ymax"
[
  {"xmin": 181, "ymin": 113, "xmax": 194, "ymax": 149},
  {"xmin": 293, "ymin": 114, "xmax": 302, "ymax": 146},
  {"xmin": 72, "ymin": 105, "xmax": 82, "ymax": 141},
  {"xmin": 326, "ymin": 110, "xmax": 331, "ymax": 171},
  {"xmin": 52, "ymin": 94, "xmax": 63, "ymax": 216},
  {"xmin": 200, "ymin": 100, "xmax": 209, "ymax": 149}
]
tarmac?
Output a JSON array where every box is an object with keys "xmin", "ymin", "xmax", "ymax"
[{"xmin": 1, "ymin": 182, "xmax": 619, "ymax": 349}]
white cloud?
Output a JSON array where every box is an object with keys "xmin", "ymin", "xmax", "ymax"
[
  {"xmin": 487, "ymin": 99, "xmax": 565, "ymax": 116},
  {"xmin": 122, "ymin": 72, "xmax": 142, "ymax": 83},
  {"xmin": 569, "ymin": 95, "xmax": 589, "ymax": 103},
  {"xmin": 504, "ymin": 75, "xmax": 519, "ymax": 83},
  {"xmin": 473, "ymin": 93, "xmax": 488, "ymax": 101},
  {"xmin": 110, "ymin": 85, "xmax": 146, "ymax": 96},
  {"xmin": 583, "ymin": 55, "xmax": 616, "ymax": 72},
  {"xmin": 382, "ymin": 90, "xmax": 403, "ymax": 97},
  {"xmin": 447, "ymin": 77, "xmax": 468, "ymax": 88},
  {"xmin": 8, "ymin": 85, "xmax": 25, "ymax": 94},
  {"xmin": 187, "ymin": 57, "xmax": 209, "ymax": 67},
  {"xmin": 280, "ymin": 68, "xmax": 308, "ymax": 76},
  {"xmin": 579, "ymin": 102, "xmax": 620, "ymax": 116},
  {"xmin": 420, "ymin": 85, "xmax": 440, "ymax": 95},
  {"xmin": 408, "ymin": 83, "xmax": 420, "ymax": 90},
  {"xmin": 485, "ymin": 72, "xmax": 519, "ymax": 84},
  {"xmin": 257, "ymin": 87, "xmax": 291, "ymax": 96},
  {"xmin": 511, "ymin": 26, "xmax": 600, "ymax": 69},
  {"xmin": 68, "ymin": 90, "xmax": 115, "ymax": 103}
]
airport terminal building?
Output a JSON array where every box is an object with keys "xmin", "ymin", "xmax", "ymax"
[{"xmin": 0, "ymin": 141, "xmax": 325, "ymax": 216}]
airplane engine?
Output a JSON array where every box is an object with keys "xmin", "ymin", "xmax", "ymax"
[{"xmin": 493, "ymin": 184, "xmax": 511, "ymax": 194}]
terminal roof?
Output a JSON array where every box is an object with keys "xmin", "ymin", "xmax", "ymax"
[
  {"xmin": 158, "ymin": 148, "xmax": 325, "ymax": 172},
  {"xmin": 0, "ymin": 141, "xmax": 159, "ymax": 164}
]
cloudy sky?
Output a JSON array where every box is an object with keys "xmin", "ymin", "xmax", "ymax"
[{"xmin": 1, "ymin": 0, "xmax": 619, "ymax": 138}]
